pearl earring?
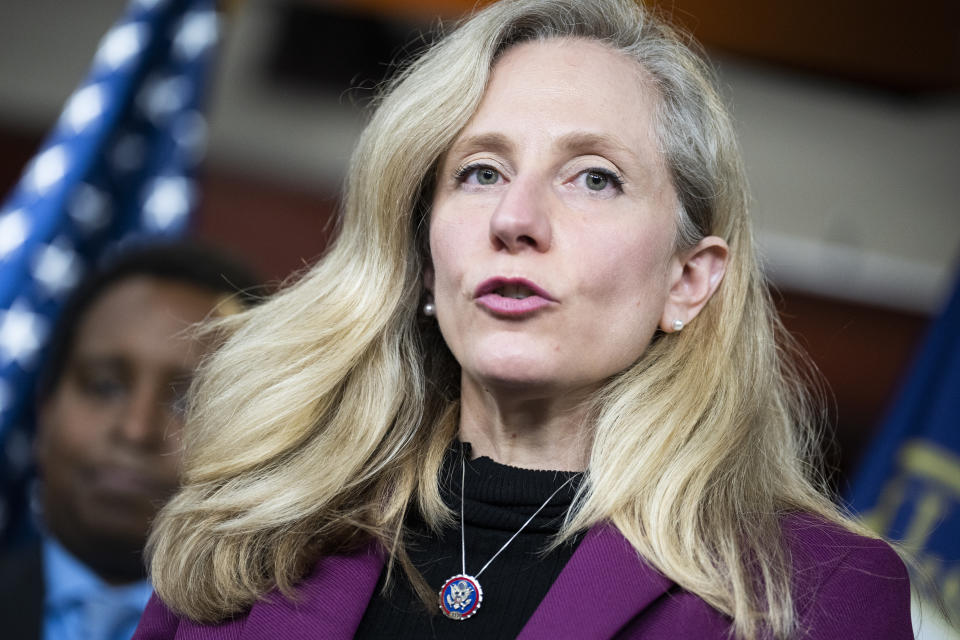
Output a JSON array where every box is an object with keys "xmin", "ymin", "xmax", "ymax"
[
  {"xmin": 672, "ymin": 319, "xmax": 684, "ymax": 332},
  {"xmin": 423, "ymin": 301, "xmax": 436, "ymax": 317}
]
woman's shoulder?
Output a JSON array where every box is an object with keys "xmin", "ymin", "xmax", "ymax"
[
  {"xmin": 780, "ymin": 511, "xmax": 912, "ymax": 638},
  {"xmin": 132, "ymin": 593, "xmax": 187, "ymax": 640},
  {"xmin": 781, "ymin": 511, "xmax": 907, "ymax": 580},
  {"xmin": 132, "ymin": 543, "xmax": 384, "ymax": 640}
]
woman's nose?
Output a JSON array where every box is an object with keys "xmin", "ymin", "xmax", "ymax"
[{"xmin": 488, "ymin": 177, "xmax": 552, "ymax": 253}]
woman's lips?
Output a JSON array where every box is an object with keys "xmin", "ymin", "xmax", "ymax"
[{"xmin": 473, "ymin": 277, "xmax": 556, "ymax": 317}]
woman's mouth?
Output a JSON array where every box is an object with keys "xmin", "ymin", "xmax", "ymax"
[
  {"xmin": 474, "ymin": 277, "xmax": 556, "ymax": 316},
  {"xmin": 497, "ymin": 282, "xmax": 538, "ymax": 299}
]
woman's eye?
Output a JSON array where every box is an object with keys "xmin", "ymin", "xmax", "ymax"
[
  {"xmin": 578, "ymin": 168, "xmax": 623, "ymax": 194},
  {"xmin": 476, "ymin": 167, "xmax": 500, "ymax": 185},
  {"xmin": 585, "ymin": 171, "xmax": 609, "ymax": 191},
  {"xmin": 455, "ymin": 164, "xmax": 502, "ymax": 186}
]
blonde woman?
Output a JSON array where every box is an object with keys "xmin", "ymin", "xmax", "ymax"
[{"xmin": 133, "ymin": 1, "xmax": 911, "ymax": 638}]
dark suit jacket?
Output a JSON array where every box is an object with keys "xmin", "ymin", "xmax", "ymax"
[
  {"xmin": 0, "ymin": 540, "xmax": 44, "ymax": 640},
  {"xmin": 134, "ymin": 514, "xmax": 913, "ymax": 639}
]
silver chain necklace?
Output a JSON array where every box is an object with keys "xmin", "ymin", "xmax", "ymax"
[{"xmin": 438, "ymin": 451, "xmax": 577, "ymax": 621}]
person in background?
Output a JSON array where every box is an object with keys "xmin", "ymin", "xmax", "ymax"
[{"xmin": 0, "ymin": 243, "xmax": 259, "ymax": 640}]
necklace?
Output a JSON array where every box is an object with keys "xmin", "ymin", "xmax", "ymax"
[{"xmin": 438, "ymin": 451, "xmax": 578, "ymax": 621}]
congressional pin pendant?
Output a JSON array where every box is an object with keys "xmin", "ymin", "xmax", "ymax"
[
  {"xmin": 439, "ymin": 574, "xmax": 483, "ymax": 620},
  {"xmin": 437, "ymin": 450, "xmax": 577, "ymax": 622}
]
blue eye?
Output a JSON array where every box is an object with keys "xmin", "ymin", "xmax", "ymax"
[
  {"xmin": 581, "ymin": 168, "xmax": 623, "ymax": 193},
  {"xmin": 455, "ymin": 164, "xmax": 501, "ymax": 186},
  {"xmin": 475, "ymin": 167, "xmax": 499, "ymax": 185},
  {"xmin": 585, "ymin": 171, "xmax": 608, "ymax": 191}
]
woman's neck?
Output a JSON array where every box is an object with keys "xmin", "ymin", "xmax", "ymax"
[{"xmin": 457, "ymin": 376, "xmax": 592, "ymax": 471}]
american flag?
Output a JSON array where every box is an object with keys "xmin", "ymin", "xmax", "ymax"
[
  {"xmin": 847, "ymin": 272, "xmax": 960, "ymax": 633},
  {"xmin": 0, "ymin": 0, "xmax": 218, "ymax": 542}
]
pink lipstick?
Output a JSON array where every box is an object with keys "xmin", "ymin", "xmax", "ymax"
[{"xmin": 474, "ymin": 277, "xmax": 556, "ymax": 317}]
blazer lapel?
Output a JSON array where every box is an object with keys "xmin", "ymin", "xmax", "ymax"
[
  {"xmin": 517, "ymin": 525, "xmax": 674, "ymax": 640},
  {"xmin": 239, "ymin": 543, "xmax": 384, "ymax": 640}
]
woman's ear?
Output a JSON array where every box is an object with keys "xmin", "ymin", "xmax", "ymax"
[{"xmin": 659, "ymin": 236, "xmax": 728, "ymax": 332}]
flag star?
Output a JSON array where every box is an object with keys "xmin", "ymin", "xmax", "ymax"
[
  {"xmin": 68, "ymin": 183, "xmax": 112, "ymax": 232},
  {"xmin": 142, "ymin": 176, "xmax": 193, "ymax": 230},
  {"xmin": 0, "ymin": 209, "xmax": 29, "ymax": 259},
  {"xmin": 61, "ymin": 84, "xmax": 105, "ymax": 134},
  {"xmin": 174, "ymin": 10, "xmax": 218, "ymax": 61},
  {"xmin": 138, "ymin": 74, "xmax": 190, "ymax": 124},
  {"xmin": 95, "ymin": 23, "xmax": 148, "ymax": 71},
  {"xmin": 27, "ymin": 145, "xmax": 68, "ymax": 194},
  {"xmin": 0, "ymin": 302, "xmax": 48, "ymax": 368},
  {"xmin": 32, "ymin": 240, "xmax": 82, "ymax": 298}
]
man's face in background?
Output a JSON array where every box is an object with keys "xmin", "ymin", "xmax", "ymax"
[{"xmin": 36, "ymin": 276, "xmax": 220, "ymax": 583}]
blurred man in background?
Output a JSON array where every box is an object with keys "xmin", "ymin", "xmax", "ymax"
[{"xmin": 0, "ymin": 243, "xmax": 258, "ymax": 640}]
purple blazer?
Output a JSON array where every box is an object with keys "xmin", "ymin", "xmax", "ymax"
[{"xmin": 133, "ymin": 515, "xmax": 912, "ymax": 639}]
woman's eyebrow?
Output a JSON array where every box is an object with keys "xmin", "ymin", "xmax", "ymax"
[
  {"xmin": 453, "ymin": 131, "xmax": 637, "ymax": 159},
  {"xmin": 558, "ymin": 131, "xmax": 660, "ymax": 185},
  {"xmin": 446, "ymin": 130, "xmax": 650, "ymax": 178},
  {"xmin": 555, "ymin": 131, "xmax": 634, "ymax": 159},
  {"xmin": 448, "ymin": 132, "xmax": 513, "ymax": 157}
]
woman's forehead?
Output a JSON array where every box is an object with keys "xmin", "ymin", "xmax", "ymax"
[
  {"xmin": 477, "ymin": 39, "xmax": 654, "ymax": 121},
  {"xmin": 443, "ymin": 38, "xmax": 667, "ymax": 178}
]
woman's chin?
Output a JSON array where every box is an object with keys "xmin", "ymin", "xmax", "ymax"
[{"xmin": 464, "ymin": 361, "xmax": 590, "ymax": 399}]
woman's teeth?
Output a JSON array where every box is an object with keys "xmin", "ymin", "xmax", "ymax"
[{"xmin": 497, "ymin": 284, "xmax": 534, "ymax": 299}]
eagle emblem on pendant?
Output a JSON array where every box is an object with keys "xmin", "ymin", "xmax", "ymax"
[{"xmin": 439, "ymin": 574, "xmax": 483, "ymax": 620}]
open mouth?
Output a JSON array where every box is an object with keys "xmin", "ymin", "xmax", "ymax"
[
  {"xmin": 474, "ymin": 277, "xmax": 554, "ymax": 301},
  {"xmin": 473, "ymin": 277, "xmax": 555, "ymax": 316},
  {"xmin": 474, "ymin": 277, "xmax": 558, "ymax": 318},
  {"xmin": 495, "ymin": 283, "xmax": 538, "ymax": 299}
]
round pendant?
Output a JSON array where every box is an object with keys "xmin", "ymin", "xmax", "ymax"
[{"xmin": 438, "ymin": 574, "xmax": 483, "ymax": 620}]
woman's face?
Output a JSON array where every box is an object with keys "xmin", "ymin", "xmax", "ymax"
[{"xmin": 429, "ymin": 38, "xmax": 683, "ymax": 399}]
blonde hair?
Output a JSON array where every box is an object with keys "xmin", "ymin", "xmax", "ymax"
[{"xmin": 148, "ymin": 1, "xmax": 872, "ymax": 637}]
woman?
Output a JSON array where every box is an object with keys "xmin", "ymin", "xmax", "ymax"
[{"xmin": 134, "ymin": 1, "xmax": 912, "ymax": 638}]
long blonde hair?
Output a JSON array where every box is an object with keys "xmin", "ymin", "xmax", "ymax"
[{"xmin": 148, "ymin": 1, "xmax": 870, "ymax": 637}]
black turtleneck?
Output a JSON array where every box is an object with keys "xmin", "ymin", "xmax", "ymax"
[{"xmin": 355, "ymin": 443, "xmax": 584, "ymax": 639}]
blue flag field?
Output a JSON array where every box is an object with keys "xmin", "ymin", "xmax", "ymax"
[{"xmin": 0, "ymin": 0, "xmax": 217, "ymax": 542}]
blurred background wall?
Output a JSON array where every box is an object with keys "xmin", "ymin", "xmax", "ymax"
[{"xmin": 1, "ymin": 0, "xmax": 958, "ymax": 488}]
